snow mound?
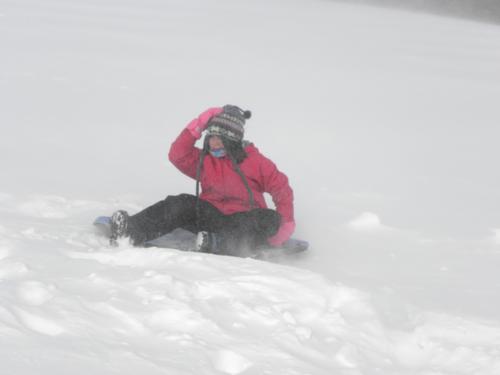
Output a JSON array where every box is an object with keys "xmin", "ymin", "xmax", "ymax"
[
  {"xmin": 18, "ymin": 195, "xmax": 106, "ymax": 219},
  {"xmin": 348, "ymin": 212, "xmax": 392, "ymax": 233},
  {"xmin": 492, "ymin": 228, "xmax": 500, "ymax": 245}
]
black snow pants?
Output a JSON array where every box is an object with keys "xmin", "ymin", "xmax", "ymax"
[{"xmin": 126, "ymin": 194, "xmax": 280, "ymax": 254}]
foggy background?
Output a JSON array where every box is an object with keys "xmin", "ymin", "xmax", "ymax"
[{"xmin": 332, "ymin": 0, "xmax": 500, "ymax": 24}]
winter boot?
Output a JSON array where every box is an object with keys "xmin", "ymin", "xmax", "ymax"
[
  {"xmin": 195, "ymin": 231, "xmax": 218, "ymax": 253},
  {"xmin": 110, "ymin": 210, "xmax": 129, "ymax": 246}
]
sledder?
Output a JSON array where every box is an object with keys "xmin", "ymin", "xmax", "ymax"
[{"xmin": 98, "ymin": 105, "xmax": 306, "ymax": 257}]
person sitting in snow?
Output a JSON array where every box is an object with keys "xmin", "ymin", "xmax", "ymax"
[{"xmin": 109, "ymin": 105, "xmax": 295, "ymax": 255}]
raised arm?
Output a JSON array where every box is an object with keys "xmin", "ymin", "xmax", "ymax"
[{"xmin": 168, "ymin": 107, "xmax": 223, "ymax": 179}]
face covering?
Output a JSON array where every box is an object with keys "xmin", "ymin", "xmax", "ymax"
[{"xmin": 210, "ymin": 148, "xmax": 226, "ymax": 158}]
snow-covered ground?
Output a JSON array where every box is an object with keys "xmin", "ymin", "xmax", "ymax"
[{"xmin": 1, "ymin": 0, "xmax": 500, "ymax": 374}]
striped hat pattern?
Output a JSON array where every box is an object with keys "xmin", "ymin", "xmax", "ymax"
[{"xmin": 206, "ymin": 105, "xmax": 250, "ymax": 142}]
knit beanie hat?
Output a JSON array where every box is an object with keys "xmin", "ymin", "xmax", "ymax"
[{"xmin": 206, "ymin": 105, "xmax": 251, "ymax": 142}]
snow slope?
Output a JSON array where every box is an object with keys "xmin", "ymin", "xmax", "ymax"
[
  {"xmin": 1, "ymin": 0, "xmax": 500, "ymax": 374},
  {"xmin": 2, "ymin": 194, "xmax": 500, "ymax": 374}
]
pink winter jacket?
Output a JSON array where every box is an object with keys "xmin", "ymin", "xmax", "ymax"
[{"xmin": 168, "ymin": 129, "xmax": 294, "ymax": 224}]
